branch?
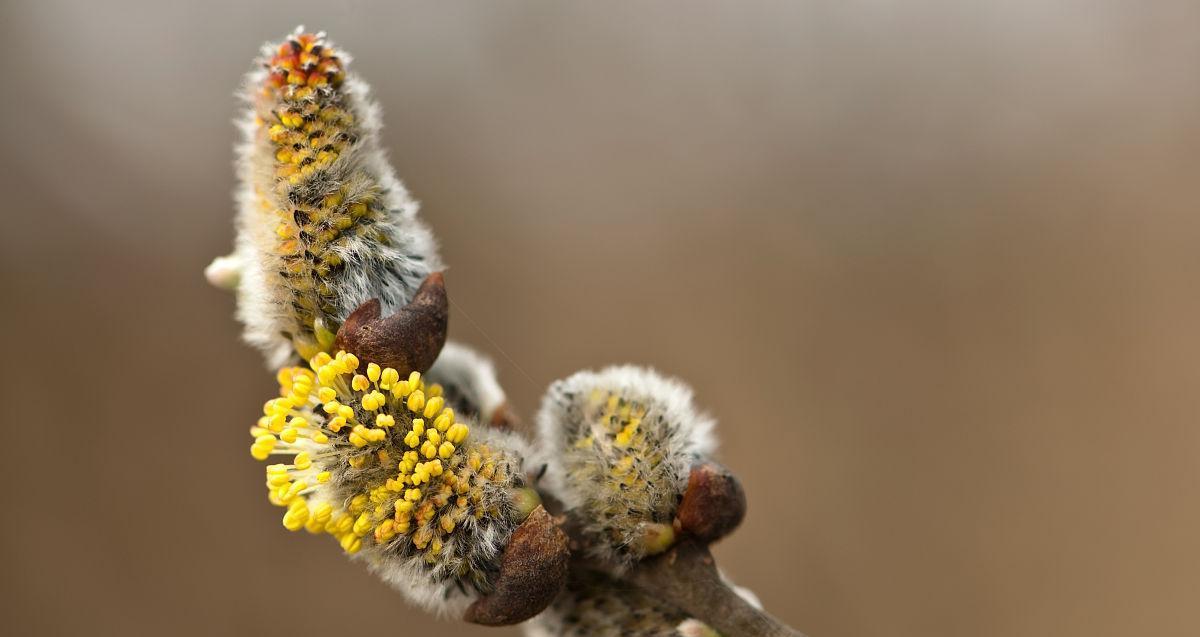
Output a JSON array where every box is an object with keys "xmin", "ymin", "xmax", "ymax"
[{"xmin": 625, "ymin": 538, "xmax": 806, "ymax": 637}]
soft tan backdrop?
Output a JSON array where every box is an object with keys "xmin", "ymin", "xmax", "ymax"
[{"xmin": 1, "ymin": 1, "xmax": 1198, "ymax": 636}]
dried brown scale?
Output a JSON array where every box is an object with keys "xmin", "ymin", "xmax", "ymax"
[
  {"xmin": 676, "ymin": 461, "xmax": 747, "ymax": 543},
  {"xmin": 464, "ymin": 505, "xmax": 570, "ymax": 625},
  {"xmin": 334, "ymin": 272, "xmax": 448, "ymax": 375}
]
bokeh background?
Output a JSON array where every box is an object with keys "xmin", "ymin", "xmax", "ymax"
[{"xmin": 2, "ymin": 1, "xmax": 1199, "ymax": 635}]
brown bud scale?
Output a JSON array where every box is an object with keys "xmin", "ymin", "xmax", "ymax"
[
  {"xmin": 334, "ymin": 272, "xmax": 448, "ymax": 375},
  {"xmin": 464, "ymin": 505, "xmax": 570, "ymax": 625},
  {"xmin": 676, "ymin": 461, "xmax": 746, "ymax": 543}
]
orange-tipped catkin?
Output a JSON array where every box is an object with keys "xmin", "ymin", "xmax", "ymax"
[{"xmin": 223, "ymin": 27, "xmax": 442, "ymax": 367}]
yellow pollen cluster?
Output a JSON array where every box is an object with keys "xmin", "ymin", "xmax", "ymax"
[{"xmin": 250, "ymin": 350, "xmax": 514, "ymax": 569}]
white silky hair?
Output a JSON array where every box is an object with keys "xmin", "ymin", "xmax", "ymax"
[
  {"xmin": 231, "ymin": 37, "xmax": 442, "ymax": 368},
  {"xmin": 426, "ymin": 341, "xmax": 508, "ymax": 421}
]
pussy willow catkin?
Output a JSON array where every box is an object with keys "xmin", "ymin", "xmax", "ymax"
[
  {"xmin": 232, "ymin": 28, "xmax": 440, "ymax": 367},
  {"xmin": 251, "ymin": 349, "xmax": 534, "ymax": 616},
  {"xmin": 536, "ymin": 365, "xmax": 716, "ymax": 570}
]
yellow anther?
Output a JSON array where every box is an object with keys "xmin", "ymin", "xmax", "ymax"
[
  {"xmin": 420, "ymin": 441, "xmax": 438, "ymax": 459},
  {"xmin": 433, "ymin": 413, "xmax": 452, "ymax": 432},
  {"xmin": 266, "ymin": 412, "xmax": 284, "ymax": 434},
  {"xmin": 294, "ymin": 452, "xmax": 312, "ymax": 470},
  {"xmin": 375, "ymin": 519, "xmax": 397, "ymax": 543},
  {"xmin": 366, "ymin": 363, "xmax": 381, "ymax": 383},
  {"xmin": 368, "ymin": 428, "xmax": 387, "ymax": 442},
  {"xmin": 323, "ymin": 400, "xmax": 341, "ymax": 414},
  {"xmin": 380, "ymin": 368, "xmax": 400, "ymax": 390},
  {"xmin": 342, "ymin": 353, "xmax": 359, "ymax": 371},
  {"xmin": 404, "ymin": 430, "xmax": 421, "ymax": 448},
  {"xmin": 438, "ymin": 442, "xmax": 455, "ymax": 459},
  {"xmin": 317, "ymin": 387, "xmax": 337, "ymax": 403},
  {"xmin": 349, "ymin": 432, "xmax": 367, "ymax": 447},
  {"xmin": 362, "ymin": 391, "xmax": 386, "ymax": 411},
  {"xmin": 376, "ymin": 414, "xmax": 395, "ymax": 428},
  {"xmin": 423, "ymin": 396, "xmax": 445, "ymax": 419},
  {"xmin": 407, "ymin": 390, "xmax": 425, "ymax": 413},
  {"xmin": 427, "ymin": 384, "xmax": 443, "ymax": 398},
  {"xmin": 408, "ymin": 371, "xmax": 421, "ymax": 387},
  {"xmin": 310, "ymin": 352, "xmax": 333, "ymax": 369},
  {"xmin": 352, "ymin": 512, "xmax": 373, "ymax": 537},
  {"xmin": 351, "ymin": 374, "xmax": 370, "ymax": 392},
  {"xmin": 394, "ymin": 500, "xmax": 414, "ymax": 514},
  {"xmin": 317, "ymin": 365, "xmax": 339, "ymax": 385},
  {"xmin": 312, "ymin": 431, "xmax": 329, "ymax": 444},
  {"xmin": 411, "ymin": 466, "xmax": 429, "ymax": 485},
  {"xmin": 445, "ymin": 423, "xmax": 469, "ymax": 444},
  {"xmin": 339, "ymin": 533, "xmax": 362, "ymax": 554},
  {"xmin": 337, "ymin": 405, "xmax": 355, "ymax": 420},
  {"xmin": 404, "ymin": 488, "xmax": 422, "ymax": 502},
  {"xmin": 280, "ymin": 428, "xmax": 298, "ymax": 444},
  {"xmin": 440, "ymin": 516, "xmax": 456, "ymax": 534},
  {"xmin": 327, "ymin": 416, "xmax": 346, "ymax": 432},
  {"xmin": 392, "ymin": 380, "xmax": 411, "ymax": 398},
  {"xmin": 282, "ymin": 506, "xmax": 309, "ymax": 531},
  {"xmin": 317, "ymin": 471, "xmax": 331, "ymax": 483}
]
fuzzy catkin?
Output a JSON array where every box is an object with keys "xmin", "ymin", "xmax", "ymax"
[
  {"xmin": 535, "ymin": 366, "xmax": 716, "ymax": 569},
  {"xmin": 252, "ymin": 353, "xmax": 532, "ymax": 617},
  {"xmin": 233, "ymin": 28, "xmax": 441, "ymax": 367}
]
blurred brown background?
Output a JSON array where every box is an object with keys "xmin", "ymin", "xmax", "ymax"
[{"xmin": 2, "ymin": 1, "xmax": 1198, "ymax": 635}]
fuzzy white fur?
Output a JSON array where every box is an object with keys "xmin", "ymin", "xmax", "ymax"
[{"xmin": 426, "ymin": 341, "xmax": 508, "ymax": 422}]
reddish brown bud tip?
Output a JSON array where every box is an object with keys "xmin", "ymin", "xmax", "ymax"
[
  {"xmin": 464, "ymin": 505, "xmax": 569, "ymax": 626},
  {"xmin": 489, "ymin": 401, "xmax": 520, "ymax": 430},
  {"xmin": 333, "ymin": 273, "xmax": 448, "ymax": 376},
  {"xmin": 676, "ymin": 462, "xmax": 746, "ymax": 543}
]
